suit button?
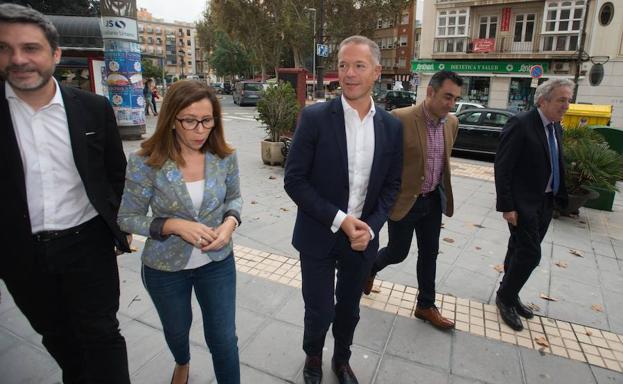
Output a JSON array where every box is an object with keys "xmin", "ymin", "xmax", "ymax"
[
  {"xmin": 420, "ymin": 176, "xmax": 425, "ymax": 180},
  {"xmin": 414, "ymin": 194, "xmax": 418, "ymax": 198}
]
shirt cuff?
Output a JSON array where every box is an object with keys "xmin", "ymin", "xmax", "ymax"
[
  {"xmin": 331, "ymin": 210, "xmax": 347, "ymax": 233},
  {"xmin": 368, "ymin": 227, "xmax": 375, "ymax": 240},
  {"xmin": 223, "ymin": 210, "xmax": 242, "ymax": 227}
]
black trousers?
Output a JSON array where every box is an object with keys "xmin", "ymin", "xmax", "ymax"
[
  {"xmin": 3, "ymin": 216, "xmax": 130, "ymax": 384},
  {"xmin": 300, "ymin": 232, "xmax": 374, "ymax": 364},
  {"xmin": 373, "ymin": 190, "xmax": 442, "ymax": 308},
  {"xmin": 497, "ymin": 194, "xmax": 554, "ymax": 305}
]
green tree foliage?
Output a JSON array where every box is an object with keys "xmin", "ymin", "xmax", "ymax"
[
  {"xmin": 10, "ymin": 0, "xmax": 101, "ymax": 16},
  {"xmin": 199, "ymin": 0, "xmax": 411, "ymax": 78},
  {"xmin": 207, "ymin": 31, "xmax": 253, "ymax": 79},
  {"xmin": 141, "ymin": 58, "xmax": 162, "ymax": 81}
]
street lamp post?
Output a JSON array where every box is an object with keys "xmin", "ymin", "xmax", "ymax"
[{"xmin": 304, "ymin": 7, "xmax": 316, "ymax": 99}]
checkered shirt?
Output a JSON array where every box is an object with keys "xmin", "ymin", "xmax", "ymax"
[{"xmin": 421, "ymin": 103, "xmax": 446, "ymax": 194}]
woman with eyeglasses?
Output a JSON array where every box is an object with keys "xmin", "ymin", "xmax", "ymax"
[{"xmin": 118, "ymin": 80, "xmax": 241, "ymax": 384}]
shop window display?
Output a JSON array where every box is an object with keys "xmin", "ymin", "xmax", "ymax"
[
  {"xmin": 508, "ymin": 78, "xmax": 534, "ymax": 112},
  {"xmin": 461, "ymin": 77, "xmax": 489, "ymax": 106}
]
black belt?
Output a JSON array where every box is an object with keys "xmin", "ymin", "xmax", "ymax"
[
  {"xmin": 418, "ymin": 189, "xmax": 438, "ymax": 198},
  {"xmin": 32, "ymin": 216, "xmax": 99, "ymax": 242}
]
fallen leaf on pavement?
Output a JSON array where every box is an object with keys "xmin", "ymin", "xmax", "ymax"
[
  {"xmin": 493, "ymin": 264, "xmax": 504, "ymax": 273},
  {"xmin": 586, "ymin": 330, "xmax": 593, "ymax": 336},
  {"xmin": 443, "ymin": 237, "xmax": 455, "ymax": 243},
  {"xmin": 268, "ymin": 175, "xmax": 277, "ymax": 180},
  {"xmin": 472, "ymin": 224, "xmax": 485, "ymax": 228},
  {"xmin": 569, "ymin": 249, "xmax": 584, "ymax": 257},
  {"xmin": 475, "ymin": 246, "xmax": 482, "ymax": 250},
  {"xmin": 527, "ymin": 302, "xmax": 541, "ymax": 312},
  {"xmin": 280, "ymin": 207, "xmax": 289, "ymax": 212},
  {"xmin": 554, "ymin": 261, "xmax": 568, "ymax": 268},
  {"xmin": 371, "ymin": 287, "xmax": 381, "ymax": 294},
  {"xmin": 540, "ymin": 293, "xmax": 559, "ymax": 301},
  {"xmin": 535, "ymin": 336, "xmax": 550, "ymax": 348},
  {"xmin": 250, "ymin": 201, "xmax": 257, "ymax": 204},
  {"xmin": 591, "ymin": 304, "xmax": 604, "ymax": 312},
  {"xmin": 130, "ymin": 246, "xmax": 138, "ymax": 252}
]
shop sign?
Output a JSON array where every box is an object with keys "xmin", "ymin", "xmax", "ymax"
[
  {"xmin": 501, "ymin": 8, "xmax": 512, "ymax": 32},
  {"xmin": 100, "ymin": 17, "xmax": 138, "ymax": 41},
  {"xmin": 472, "ymin": 38, "xmax": 495, "ymax": 53},
  {"xmin": 412, "ymin": 60, "xmax": 549, "ymax": 74}
]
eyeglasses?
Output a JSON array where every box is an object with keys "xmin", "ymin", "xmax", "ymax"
[{"xmin": 175, "ymin": 117, "xmax": 215, "ymax": 130}]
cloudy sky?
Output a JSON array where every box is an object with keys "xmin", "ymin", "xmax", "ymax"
[{"xmin": 136, "ymin": 0, "xmax": 423, "ymax": 24}]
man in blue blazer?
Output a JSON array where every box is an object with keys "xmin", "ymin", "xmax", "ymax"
[
  {"xmin": 284, "ymin": 36, "xmax": 403, "ymax": 384},
  {"xmin": 494, "ymin": 78, "xmax": 571, "ymax": 331}
]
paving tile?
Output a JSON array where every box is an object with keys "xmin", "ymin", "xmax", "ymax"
[
  {"xmin": 386, "ymin": 315, "xmax": 453, "ymax": 370},
  {"xmin": 121, "ymin": 320, "xmax": 168, "ymax": 375},
  {"xmin": 452, "ymin": 331, "xmax": 523, "ymax": 384},
  {"xmin": 237, "ymin": 275, "xmax": 293, "ymax": 315},
  {"xmin": 238, "ymin": 364, "xmax": 291, "ymax": 383},
  {"xmin": 240, "ymin": 321, "xmax": 304, "ymax": 380},
  {"xmin": 375, "ymin": 355, "xmax": 449, "ymax": 384},
  {"xmin": 520, "ymin": 346, "xmax": 596, "ymax": 384},
  {"xmin": 131, "ymin": 345, "xmax": 215, "ymax": 384},
  {"xmin": 0, "ymin": 343, "xmax": 60, "ymax": 384},
  {"xmin": 353, "ymin": 306, "xmax": 396, "ymax": 353}
]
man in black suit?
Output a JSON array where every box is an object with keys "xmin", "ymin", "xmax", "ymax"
[
  {"xmin": 0, "ymin": 4, "xmax": 131, "ymax": 383},
  {"xmin": 494, "ymin": 78, "xmax": 571, "ymax": 331},
  {"xmin": 285, "ymin": 36, "xmax": 402, "ymax": 384}
]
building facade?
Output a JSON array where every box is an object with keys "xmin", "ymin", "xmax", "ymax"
[
  {"xmin": 416, "ymin": 0, "xmax": 623, "ymax": 126},
  {"xmin": 137, "ymin": 8, "xmax": 201, "ymax": 80},
  {"xmin": 372, "ymin": 0, "xmax": 419, "ymax": 91}
]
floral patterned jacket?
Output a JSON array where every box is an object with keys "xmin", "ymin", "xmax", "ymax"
[{"xmin": 118, "ymin": 151, "xmax": 242, "ymax": 271}]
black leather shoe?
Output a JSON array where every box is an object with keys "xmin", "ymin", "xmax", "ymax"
[
  {"xmin": 515, "ymin": 297, "xmax": 534, "ymax": 319},
  {"xmin": 303, "ymin": 355, "xmax": 322, "ymax": 384},
  {"xmin": 331, "ymin": 359, "xmax": 359, "ymax": 384},
  {"xmin": 496, "ymin": 295, "xmax": 523, "ymax": 331}
]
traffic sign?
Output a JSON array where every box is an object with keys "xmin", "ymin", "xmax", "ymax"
[
  {"xmin": 316, "ymin": 44, "xmax": 329, "ymax": 58},
  {"xmin": 530, "ymin": 64, "xmax": 544, "ymax": 79}
]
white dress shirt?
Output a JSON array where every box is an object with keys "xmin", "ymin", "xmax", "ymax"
[
  {"xmin": 6, "ymin": 80, "xmax": 98, "ymax": 233},
  {"xmin": 537, "ymin": 108, "xmax": 558, "ymax": 193},
  {"xmin": 331, "ymin": 96, "xmax": 376, "ymax": 237}
]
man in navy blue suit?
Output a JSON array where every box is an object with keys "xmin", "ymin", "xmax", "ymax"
[
  {"xmin": 284, "ymin": 35, "xmax": 403, "ymax": 384},
  {"xmin": 494, "ymin": 78, "xmax": 571, "ymax": 331}
]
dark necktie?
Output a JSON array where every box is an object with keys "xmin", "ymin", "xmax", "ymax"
[{"xmin": 546, "ymin": 123, "xmax": 560, "ymax": 194}]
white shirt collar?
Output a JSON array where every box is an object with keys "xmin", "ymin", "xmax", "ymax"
[
  {"xmin": 537, "ymin": 107, "xmax": 553, "ymax": 129},
  {"xmin": 341, "ymin": 95, "xmax": 376, "ymax": 119},
  {"xmin": 5, "ymin": 78, "xmax": 65, "ymax": 109}
]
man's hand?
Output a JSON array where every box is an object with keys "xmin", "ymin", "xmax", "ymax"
[
  {"xmin": 340, "ymin": 215, "xmax": 371, "ymax": 251},
  {"xmin": 503, "ymin": 211, "xmax": 518, "ymax": 226}
]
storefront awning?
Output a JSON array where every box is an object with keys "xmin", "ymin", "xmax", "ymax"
[{"xmin": 48, "ymin": 15, "xmax": 103, "ymax": 51}]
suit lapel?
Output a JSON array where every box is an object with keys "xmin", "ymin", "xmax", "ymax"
[
  {"xmin": 162, "ymin": 159, "xmax": 197, "ymax": 216},
  {"xmin": 61, "ymin": 86, "xmax": 90, "ymax": 186},
  {"xmin": 414, "ymin": 105, "xmax": 428, "ymax": 165},
  {"xmin": 0, "ymin": 86, "xmax": 28, "ymax": 206},
  {"xmin": 366, "ymin": 111, "xmax": 385, "ymax": 197},
  {"xmin": 533, "ymin": 108, "xmax": 550, "ymax": 167},
  {"xmin": 331, "ymin": 98, "xmax": 349, "ymax": 175}
]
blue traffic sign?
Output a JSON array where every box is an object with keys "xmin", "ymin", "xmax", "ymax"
[
  {"xmin": 316, "ymin": 44, "xmax": 329, "ymax": 58},
  {"xmin": 530, "ymin": 65, "xmax": 544, "ymax": 79}
]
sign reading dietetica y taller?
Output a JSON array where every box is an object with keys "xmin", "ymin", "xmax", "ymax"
[
  {"xmin": 100, "ymin": 0, "xmax": 145, "ymax": 134},
  {"xmin": 412, "ymin": 60, "xmax": 549, "ymax": 74}
]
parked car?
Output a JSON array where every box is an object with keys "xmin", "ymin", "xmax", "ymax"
[
  {"xmin": 223, "ymin": 81, "xmax": 232, "ymax": 94},
  {"xmin": 453, "ymin": 108, "xmax": 516, "ymax": 155},
  {"xmin": 384, "ymin": 90, "xmax": 416, "ymax": 110},
  {"xmin": 450, "ymin": 101, "xmax": 485, "ymax": 115},
  {"xmin": 210, "ymin": 82, "xmax": 224, "ymax": 94},
  {"xmin": 233, "ymin": 81, "xmax": 264, "ymax": 106}
]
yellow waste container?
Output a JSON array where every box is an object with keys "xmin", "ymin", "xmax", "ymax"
[{"xmin": 562, "ymin": 104, "xmax": 612, "ymax": 128}]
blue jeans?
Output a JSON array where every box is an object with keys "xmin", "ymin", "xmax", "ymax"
[{"xmin": 142, "ymin": 254, "xmax": 240, "ymax": 384}]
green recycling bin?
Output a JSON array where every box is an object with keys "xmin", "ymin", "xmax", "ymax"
[{"xmin": 590, "ymin": 126, "xmax": 623, "ymax": 154}]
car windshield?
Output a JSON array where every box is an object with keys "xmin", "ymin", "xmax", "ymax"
[{"xmin": 244, "ymin": 83, "xmax": 263, "ymax": 91}]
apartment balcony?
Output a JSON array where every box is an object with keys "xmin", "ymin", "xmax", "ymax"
[{"xmin": 432, "ymin": 35, "xmax": 578, "ymax": 60}]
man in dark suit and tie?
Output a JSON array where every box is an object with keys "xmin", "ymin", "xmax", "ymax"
[
  {"xmin": 494, "ymin": 78, "xmax": 571, "ymax": 331},
  {"xmin": 284, "ymin": 35, "xmax": 403, "ymax": 384},
  {"xmin": 0, "ymin": 4, "xmax": 131, "ymax": 383}
]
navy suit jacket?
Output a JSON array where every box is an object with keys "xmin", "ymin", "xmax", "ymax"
[
  {"xmin": 494, "ymin": 107, "xmax": 568, "ymax": 215},
  {"xmin": 284, "ymin": 97, "xmax": 403, "ymax": 259}
]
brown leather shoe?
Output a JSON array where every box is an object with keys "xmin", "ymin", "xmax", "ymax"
[
  {"xmin": 413, "ymin": 305, "xmax": 455, "ymax": 330},
  {"xmin": 363, "ymin": 273, "xmax": 375, "ymax": 295}
]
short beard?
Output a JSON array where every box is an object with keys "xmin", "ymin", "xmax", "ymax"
[{"xmin": 1, "ymin": 65, "xmax": 54, "ymax": 92}]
